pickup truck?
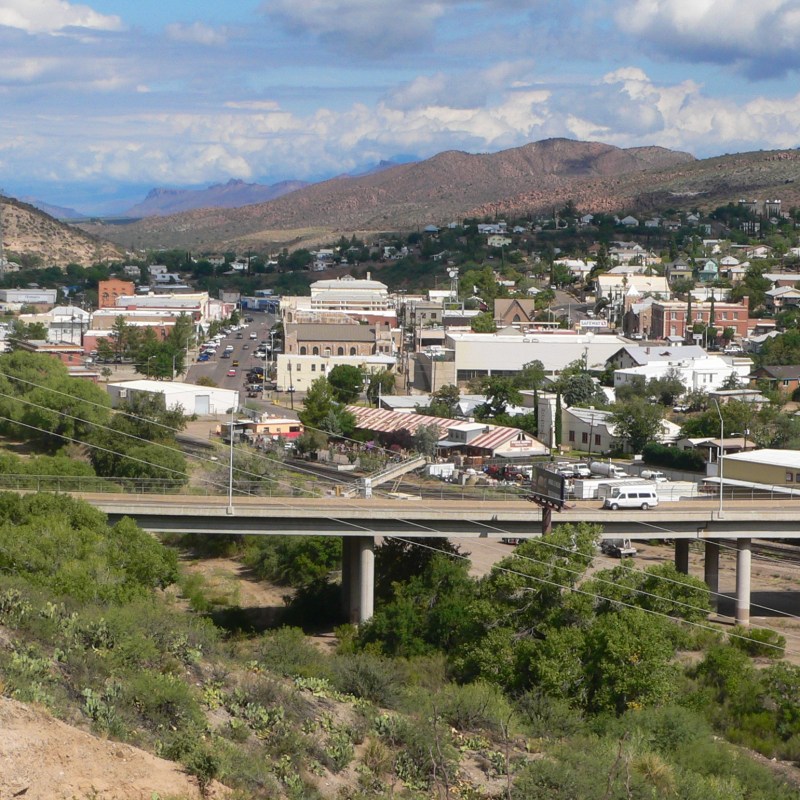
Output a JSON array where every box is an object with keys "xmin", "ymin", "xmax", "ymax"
[{"xmin": 600, "ymin": 538, "xmax": 637, "ymax": 558}]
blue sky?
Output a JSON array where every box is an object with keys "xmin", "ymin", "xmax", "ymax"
[{"xmin": 3, "ymin": 0, "xmax": 800, "ymax": 213}]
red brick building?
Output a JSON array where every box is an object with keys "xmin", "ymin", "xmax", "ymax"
[
  {"xmin": 98, "ymin": 279, "xmax": 135, "ymax": 309},
  {"xmin": 650, "ymin": 297, "xmax": 750, "ymax": 341}
]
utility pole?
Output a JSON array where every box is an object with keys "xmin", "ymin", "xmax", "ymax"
[{"xmin": 0, "ymin": 188, "xmax": 6, "ymax": 282}]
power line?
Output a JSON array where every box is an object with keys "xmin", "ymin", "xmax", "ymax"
[{"xmin": 2, "ymin": 367, "xmax": 799, "ymax": 634}]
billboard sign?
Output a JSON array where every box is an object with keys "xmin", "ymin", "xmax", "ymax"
[{"xmin": 531, "ymin": 464, "xmax": 566, "ymax": 505}]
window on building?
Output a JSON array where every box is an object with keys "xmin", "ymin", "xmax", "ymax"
[
  {"xmin": 595, "ymin": 434, "xmax": 601, "ymax": 446},
  {"xmin": 300, "ymin": 346, "xmax": 307, "ymax": 355},
  {"xmin": 337, "ymin": 347, "xmax": 344, "ymax": 356},
  {"xmin": 312, "ymin": 347, "xmax": 319, "ymax": 355},
  {"xmin": 581, "ymin": 432, "xmax": 588, "ymax": 444},
  {"xmin": 350, "ymin": 347, "xmax": 356, "ymax": 355},
  {"xmin": 787, "ymin": 472, "xmax": 794, "ymax": 482},
  {"xmin": 311, "ymin": 364, "xmax": 316, "ymax": 372},
  {"xmin": 321, "ymin": 364, "xmax": 326, "ymax": 371},
  {"xmin": 568, "ymin": 431, "xmax": 575, "ymax": 442},
  {"xmin": 295, "ymin": 364, "xmax": 301, "ymax": 372}
]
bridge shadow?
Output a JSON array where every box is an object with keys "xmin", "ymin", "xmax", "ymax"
[{"xmin": 716, "ymin": 590, "xmax": 800, "ymax": 620}]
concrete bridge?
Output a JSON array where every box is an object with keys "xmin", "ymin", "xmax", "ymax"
[{"xmin": 68, "ymin": 492, "xmax": 800, "ymax": 626}]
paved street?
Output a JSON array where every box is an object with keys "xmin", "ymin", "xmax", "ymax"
[{"xmin": 184, "ymin": 311, "xmax": 299, "ymax": 416}]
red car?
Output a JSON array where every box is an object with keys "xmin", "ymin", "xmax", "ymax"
[{"xmin": 226, "ymin": 369, "xmax": 236, "ymax": 377}]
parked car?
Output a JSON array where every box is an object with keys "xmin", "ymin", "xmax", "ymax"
[
  {"xmin": 232, "ymin": 359, "xmax": 240, "ymax": 367},
  {"xmin": 600, "ymin": 538, "xmax": 638, "ymax": 557},
  {"xmin": 226, "ymin": 369, "xmax": 236, "ymax": 377}
]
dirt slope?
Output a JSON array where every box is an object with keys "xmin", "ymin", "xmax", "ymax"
[{"xmin": 0, "ymin": 696, "xmax": 228, "ymax": 800}]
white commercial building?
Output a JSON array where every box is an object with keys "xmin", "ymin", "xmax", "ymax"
[
  {"xmin": 106, "ymin": 380, "xmax": 240, "ymax": 415},
  {"xmin": 276, "ymin": 353, "xmax": 396, "ymax": 393},
  {"xmin": 613, "ymin": 355, "xmax": 752, "ymax": 393},
  {"xmin": 443, "ymin": 330, "xmax": 630, "ymax": 383},
  {"xmin": 309, "ymin": 274, "xmax": 390, "ymax": 312},
  {"xmin": 0, "ymin": 288, "xmax": 58, "ymax": 305},
  {"xmin": 113, "ymin": 292, "xmax": 231, "ymax": 326}
]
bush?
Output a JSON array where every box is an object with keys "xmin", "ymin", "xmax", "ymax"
[
  {"xmin": 331, "ymin": 653, "xmax": 400, "ymax": 706},
  {"xmin": 729, "ymin": 625, "xmax": 786, "ymax": 658},
  {"xmin": 642, "ymin": 442, "xmax": 705, "ymax": 472},
  {"xmin": 435, "ymin": 681, "xmax": 516, "ymax": 734},
  {"xmin": 257, "ymin": 626, "xmax": 328, "ymax": 678}
]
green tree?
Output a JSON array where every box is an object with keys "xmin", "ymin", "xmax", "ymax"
[
  {"xmin": 514, "ymin": 359, "xmax": 546, "ymax": 390},
  {"xmin": 419, "ymin": 384, "xmax": 461, "ymax": 418},
  {"xmin": 298, "ymin": 377, "xmax": 355, "ymax": 437},
  {"xmin": 470, "ymin": 311, "xmax": 497, "ymax": 333},
  {"xmin": 365, "ymin": 369, "xmax": 395, "ymax": 405},
  {"xmin": 413, "ymin": 423, "xmax": 441, "ymax": 457},
  {"xmin": 476, "ymin": 376, "xmax": 522, "ymax": 418},
  {"xmin": 327, "ymin": 364, "xmax": 365, "ymax": 403},
  {"xmin": 610, "ymin": 398, "xmax": 665, "ymax": 453}
]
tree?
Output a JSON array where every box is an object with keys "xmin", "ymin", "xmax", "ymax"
[
  {"xmin": 514, "ymin": 359, "xmax": 546, "ymax": 390},
  {"xmin": 610, "ymin": 398, "xmax": 665, "ymax": 454},
  {"xmin": 327, "ymin": 364, "xmax": 365, "ymax": 404},
  {"xmin": 476, "ymin": 376, "xmax": 522, "ymax": 418},
  {"xmin": 558, "ymin": 373, "xmax": 607, "ymax": 408},
  {"xmin": 470, "ymin": 311, "xmax": 497, "ymax": 333},
  {"xmin": 413, "ymin": 423, "xmax": 442, "ymax": 457},
  {"xmin": 647, "ymin": 367, "xmax": 685, "ymax": 405},
  {"xmin": 365, "ymin": 369, "xmax": 395, "ymax": 405},
  {"xmin": 419, "ymin": 384, "xmax": 461, "ymax": 418},
  {"xmin": 298, "ymin": 377, "xmax": 354, "ymax": 437}
]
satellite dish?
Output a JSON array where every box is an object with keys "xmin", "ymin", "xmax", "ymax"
[{"xmin": 447, "ymin": 268, "xmax": 458, "ymax": 278}]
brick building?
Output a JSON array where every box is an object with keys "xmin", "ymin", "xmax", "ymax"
[
  {"xmin": 650, "ymin": 297, "xmax": 750, "ymax": 341},
  {"xmin": 98, "ymin": 279, "xmax": 135, "ymax": 309}
]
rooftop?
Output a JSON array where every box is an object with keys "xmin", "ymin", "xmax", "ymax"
[{"xmin": 724, "ymin": 449, "xmax": 800, "ymax": 469}]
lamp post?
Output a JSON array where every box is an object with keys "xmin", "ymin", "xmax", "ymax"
[
  {"xmin": 713, "ymin": 399, "xmax": 724, "ymax": 518},
  {"xmin": 227, "ymin": 405, "xmax": 235, "ymax": 513}
]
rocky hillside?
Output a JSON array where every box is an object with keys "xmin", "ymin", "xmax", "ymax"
[
  {"xmin": 79, "ymin": 138, "xmax": 696, "ymax": 250},
  {"xmin": 75, "ymin": 139, "xmax": 800, "ymax": 253},
  {"xmin": 1, "ymin": 196, "xmax": 122, "ymax": 266}
]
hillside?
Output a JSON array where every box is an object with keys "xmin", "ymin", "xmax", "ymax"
[
  {"xmin": 1, "ymin": 196, "xmax": 122, "ymax": 266},
  {"xmin": 78, "ymin": 138, "xmax": 696, "ymax": 250},
  {"xmin": 0, "ymin": 697, "xmax": 227, "ymax": 800}
]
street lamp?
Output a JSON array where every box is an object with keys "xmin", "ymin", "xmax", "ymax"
[
  {"xmin": 227, "ymin": 405, "xmax": 235, "ymax": 513},
  {"xmin": 713, "ymin": 399, "xmax": 724, "ymax": 518}
]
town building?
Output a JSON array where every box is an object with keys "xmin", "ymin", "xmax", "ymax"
[
  {"xmin": 275, "ymin": 354, "xmax": 395, "ymax": 394},
  {"xmin": 649, "ymin": 298, "xmax": 750, "ymax": 340},
  {"xmin": 613, "ymin": 354, "xmax": 752, "ymax": 393},
  {"xmin": 98, "ymin": 279, "xmax": 135, "ymax": 309},
  {"xmin": 346, "ymin": 405, "xmax": 548, "ymax": 460},
  {"xmin": 284, "ymin": 322, "xmax": 397, "ymax": 358},
  {"xmin": 750, "ymin": 365, "xmax": 800, "ymax": 395},
  {"xmin": 106, "ymin": 380, "xmax": 239, "ymax": 415},
  {"xmin": 0, "ymin": 288, "xmax": 58, "ymax": 307}
]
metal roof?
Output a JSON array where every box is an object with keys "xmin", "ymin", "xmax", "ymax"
[{"xmin": 347, "ymin": 406, "xmax": 547, "ymax": 454}]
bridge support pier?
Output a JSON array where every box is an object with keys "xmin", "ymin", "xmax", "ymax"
[
  {"xmin": 736, "ymin": 538, "xmax": 751, "ymax": 627},
  {"xmin": 704, "ymin": 539, "xmax": 720, "ymax": 612},
  {"xmin": 341, "ymin": 536, "xmax": 375, "ymax": 624},
  {"xmin": 674, "ymin": 540, "xmax": 690, "ymax": 575}
]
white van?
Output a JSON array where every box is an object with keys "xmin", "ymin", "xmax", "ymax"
[{"xmin": 603, "ymin": 485, "xmax": 659, "ymax": 510}]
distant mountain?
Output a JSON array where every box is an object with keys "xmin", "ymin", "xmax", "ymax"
[
  {"xmin": 24, "ymin": 199, "xmax": 86, "ymax": 220},
  {"xmin": 124, "ymin": 178, "xmax": 309, "ymax": 217},
  {"xmin": 83, "ymin": 138, "xmax": 698, "ymax": 250},
  {"xmin": 348, "ymin": 155, "xmax": 420, "ymax": 177},
  {"xmin": 0, "ymin": 196, "xmax": 122, "ymax": 266}
]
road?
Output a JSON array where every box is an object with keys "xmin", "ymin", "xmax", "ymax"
[{"xmin": 185, "ymin": 311, "xmax": 299, "ymax": 417}]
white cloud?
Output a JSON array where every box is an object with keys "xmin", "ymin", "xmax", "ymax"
[
  {"xmin": 165, "ymin": 22, "xmax": 227, "ymax": 46},
  {"xmin": 617, "ymin": 0, "xmax": 800, "ymax": 77},
  {"xmin": 0, "ymin": 0, "xmax": 122, "ymax": 34}
]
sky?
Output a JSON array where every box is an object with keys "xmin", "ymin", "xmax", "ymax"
[{"xmin": 3, "ymin": 0, "xmax": 800, "ymax": 213}]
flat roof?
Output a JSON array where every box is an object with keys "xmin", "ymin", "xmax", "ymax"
[{"xmin": 724, "ymin": 449, "xmax": 800, "ymax": 469}]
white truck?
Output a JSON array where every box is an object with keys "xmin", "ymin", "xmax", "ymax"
[
  {"xmin": 641, "ymin": 469, "xmax": 667, "ymax": 483},
  {"xmin": 589, "ymin": 461, "xmax": 628, "ymax": 479}
]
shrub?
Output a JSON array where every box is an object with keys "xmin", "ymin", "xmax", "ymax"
[
  {"xmin": 729, "ymin": 625, "xmax": 786, "ymax": 658},
  {"xmin": 331, "ymin": 654, "xmax": 400, "ymax": 707},
  {"xmin": 435, "ymin": 681, "xmax": 516, "ymax": 734},
  {"xmin": 258, "ymin": 626, "xmax": 328, "ymax": 678},
  {"xmin": 642, "ymin": 442, "xmax": 705, "ymax": 472}
]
